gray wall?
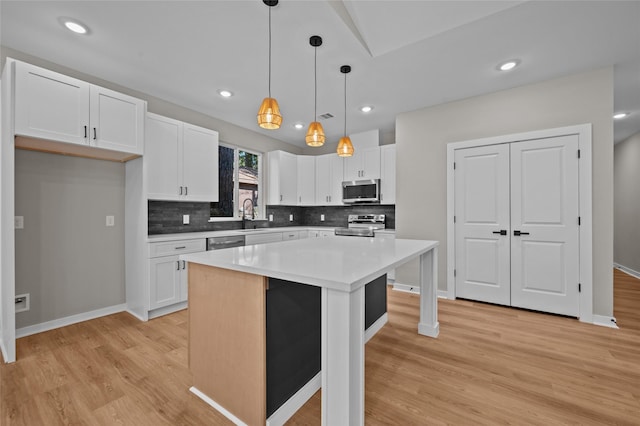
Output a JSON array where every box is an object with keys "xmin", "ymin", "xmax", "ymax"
[
  {"xmin": 614, "ymin": 131, "xmax": 640, "ymax": 274},
  {"xmin": 395, "ymin": 68, "xmax": 614, "ymax": 317},
  {"xmin": 15, "ymin": 150, "xmax": 126, "ymax": 328}
]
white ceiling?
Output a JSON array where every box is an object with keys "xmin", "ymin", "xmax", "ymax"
[{"xmin": 1, "ymin": 1, "xmax": 639, "ymax": 148}]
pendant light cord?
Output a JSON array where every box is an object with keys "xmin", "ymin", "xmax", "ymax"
[
  {"xmin": 343, "ymin": 72, "xmax": 347, "ymax": 136},
  {"xmin": 268, "ymin": 6, "xmax": 272, "ymax": 98},
  {"xmin": 314, "ymin": 45, "xmax": 317, "ymax": 121}
]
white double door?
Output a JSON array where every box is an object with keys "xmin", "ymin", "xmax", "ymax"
[{"xmin": 454, "ymin": 135, "xmax": 580, "ymax": 317}]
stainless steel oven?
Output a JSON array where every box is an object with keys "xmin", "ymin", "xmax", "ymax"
[{"xmin": 335, "ymin": 214, "xmax": 385, "ymax": 237}]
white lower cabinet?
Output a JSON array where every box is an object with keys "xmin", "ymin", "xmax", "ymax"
[
  {"xmin": 149, "ymin": 256, "xmax": 186, "ymax": 310},
  {"xmin": 309, "ymin": 229, "xmax": 336, "ymax": 238},
  {"xmin": 148, "ymin": 238, "xmax": 205, "ymax": 312},
  {"xmin": 246, "ymin": 232, "xmax": 283, "ymax": 245}
]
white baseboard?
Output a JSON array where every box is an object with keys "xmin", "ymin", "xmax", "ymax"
[
  {"xmin": 267, "ymin": 372, "xmax": 321, "ymax": 426},
  {"xmin": 148, "ymin": 301, "xmax": 187, "ymax": 320},
  {"xmin": 592, "ymin": 315, "xmax": 619, "ymax": 329},
  {"xmin": 392, "ymin": 283, "xmax": 420, "ymax": 294},
  {"xmin": 614, "ymin": 263, "xmax": 640, "ymax": 280},
  {"xmin": 365, "ymin": 313, "xmax": 388, "ymax": 343},
  {"xmin": 392, "ymin": 283, "xmax": 449, "ymax": 299},
  {"xmin": 190, "ymin": 387, "xmax": 247, "ymax": 426},
  {"xmin": 16, "ymin": 303, "xmax": 127, "ymax": 338},
  {"xmin": 126, "ymin": 308, "xmax": 148, "ymax": 322}
]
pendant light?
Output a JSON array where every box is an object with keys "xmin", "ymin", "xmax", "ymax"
[
  {"xmin": 305, "ymin": 35, "xmax": 325, "ymax": 147},
  {"xmin": 337, "ymin": 65, "xmax": 355, "ymax": 157},
  {"xmin": 257, "ymin": 0, "xmax": 282, "ymax": 129}
]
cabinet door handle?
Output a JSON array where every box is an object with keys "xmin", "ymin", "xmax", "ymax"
[
  {"xmin": 182, "ymin": 260, "xmax": 186, "ymax": 269},
  {"xmin": 513, "ymin": 230, "xmax": 530, "ymax": 236},
  {"xmin": 492, "ymin": 230, "xmax": 507, "ymax": 236},
  {"xmin": 84, "ymin": 125, "xmax": 87, "ymax": 138},
  {"xmin": 299, "ymin": 196, "xmax": 301, "ymax": 203},
  {"xmin": 185, "ymin": 186, "xmax": 188, "ymax": 196},
  {"xmin": 179, "ymin": 186, "xmax": 183, "ymax": 195},
  {"xmin": 176, "ymin": 261, "xmax": 180, "ymax": 271},
  {"xmin": 175, "ymin": 246, "xmax": 186, "ymax": 250},
  {"xmin": 93, "ymin": 127, "xmax": 97, "ymax": 140},
  {"xmin": 280, "ymin": 195, "xmax": 283, "ymax": 202}
]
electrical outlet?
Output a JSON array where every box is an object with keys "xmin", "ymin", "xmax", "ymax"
[
  {"xmin": 15, "ymin": 216, "xmax": 24, "ymax": 229},
  {"xmin": 289, "ymin": 214, "xmax": 293, "ymax": 221},
  {"xmin": 15, "ymin": 293, "xmax": 30, "ymax": 313},
  {"xmin": 183, "ymin": 214, "xmax": 190, "ymax": 225},
  {"xmin": 320, "ymin": 214, "xmax": 325, "ymax": 221},
  {"xmin": 106, "ymin": 215, "xmax": 115, "ymax": 227},
  {"xmin": 269, "ymin": 214, "xmax": 274, "ymax": 222}
]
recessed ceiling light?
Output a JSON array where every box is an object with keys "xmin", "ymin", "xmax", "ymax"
[
  {"xmin": 613, "ymin": 112, "xmax": 629, "ymax": 119},
  {"xmin": 497, "ymin": 59, "xmax": 520, "ymax": 71},
  {"xmin": 218, "ymin": 89, "xmax": 233, "ymax": 98},
  {"xmin": 59, "ymin": 17, "xmax": 89, "ymax": 34},
  {"xmin": 360, "ymin": 106, "xmax": 373, "ymax": 113},
  {"xmin": 294, "ymin": 123, "xmax": 304, "ymax": 130}
]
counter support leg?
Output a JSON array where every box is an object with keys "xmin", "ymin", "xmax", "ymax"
[
  {"xmin": 321, "ymin": 286, "xmax": 365, "ymax": 426},
  {"xmin": 418, "ymin": 247, "xmax": 439, "ymax": 337}
]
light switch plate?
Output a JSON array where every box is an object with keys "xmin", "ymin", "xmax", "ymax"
[
  {"xmin": 269, "ymin": 214, "xmax": 274, "ymax": 222},
  {"xmin": 320, "ymin": 214, "xmax": 325, "ymax": 221},
  {"xmin": 289, "ymin": 214, "xmax": 293, "ymax": 221},
  {"xmin": 15, "ymin": 216, "xmax": 24, "ymax": 229},
  {"xmin": 183, "ymin": 214, "xmax": 190, "ymax": 225},
  {"xmin": 106, "ymin": 215, "xmax": 115, "ymax": 227}
]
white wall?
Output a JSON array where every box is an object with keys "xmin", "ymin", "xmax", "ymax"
[
  {"xmin": 395, "ymin": 68, "xmax": 614, "ymax": 317},
  {"xmin": 614, "ymin": 131, "xmax": 640, "ymax": 275}
]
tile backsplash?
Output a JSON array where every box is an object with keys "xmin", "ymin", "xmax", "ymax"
[{"xmin": 148, "ymin": 200, "xmax": 395, "ymax": 234}]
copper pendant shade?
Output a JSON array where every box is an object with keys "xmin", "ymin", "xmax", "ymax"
[
  {"xmin": 336, "ymin": 65, "xmax": 354, "ymax": 157},
  {"xmin": 257, "ymin": 0, "xmax": 282, "ymax": 129},
  {"xmin": 305, "ymin": 35, "xmax": 325, "ymax": 147}
]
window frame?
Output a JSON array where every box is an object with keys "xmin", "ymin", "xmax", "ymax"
[{"xmin": 209, "ymin": 143, "xmax": 264, "ymax": 221}]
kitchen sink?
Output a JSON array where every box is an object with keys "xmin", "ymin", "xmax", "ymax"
[{"xmin": 235, "ymin": 228, "xmax": 275, "ymax": 233}]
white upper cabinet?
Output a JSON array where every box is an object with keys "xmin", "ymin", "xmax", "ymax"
[
  {"xmin": 297, "ymin": 155, "xmax": 316, "ymax": 206},
  {"xmin": 145, "ymin": 113, "xmax": 219, "ymax": 202},
  {"xmin": 343, "ymin": 147, "xmax": 381, "ymax": 181},
  {"xmin": 88, "ymin": 85, "xmax": 145, "ymax": 155},
  {"xmin": 380, "ymin": 144, "xmax": 396, "ymax": 205},
  {"xmin": 182, "ymin": 123, "xmax": 219, "ymax": 201},
  {"xmin": 315, "ymin": 153, "xmax": 344, "ymax": 205},
  {"xmin": 14, "ymin": 61, "xmax": 144, "ymax": 156},
  {"xmin": 267, "ymin": 150, "xmax": 298, "ymax": 205}
]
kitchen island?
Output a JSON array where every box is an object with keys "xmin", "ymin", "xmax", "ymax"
[{"xmin": 182, "ymin": 236, "xmax": 439, "ymax": 426}]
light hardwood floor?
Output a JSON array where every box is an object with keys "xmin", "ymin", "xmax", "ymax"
[{"xmin": 2, "ymin": 269, "xmax": 639, "ymax": 425}]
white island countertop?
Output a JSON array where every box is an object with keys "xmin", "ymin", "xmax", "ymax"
[{"xmin": 181, "ymin": 235, "xmax": 437, "ymax": 293}]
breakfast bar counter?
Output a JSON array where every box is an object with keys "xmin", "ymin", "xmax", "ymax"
[{"xmin": 182, "ymin": 236, "xmax": 439, "ymax": 426}]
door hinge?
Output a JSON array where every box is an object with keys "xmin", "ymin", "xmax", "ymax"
[
  {"xmin": 578, "ymin": 216, "xmax": 581, "ymax": 226},
  {"xmin": 454, "ymin": 269, "xmax": 457, "ymax": 277},
  {"xmin": 453, "ymin": 216, "xmax": 456, "ymax": 223},
  {"xmin": 453, "ymin": 162, "xmax": 456, "ymax": 170},
  {"xmin": 578, "ymin": 283, "xmax": 581, "ymax": 293},
  {"xmin": 578, "ymin": 149, "xmax": 581, "ymax": 159}
]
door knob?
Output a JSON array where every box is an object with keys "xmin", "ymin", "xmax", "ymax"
[
  {"xmin": 492, "ymin": 230, "xmax": 507, "ymax": 235},
  {"xmin": 513, "ymin": 230, "xmax": 530, "ymax": 236}
]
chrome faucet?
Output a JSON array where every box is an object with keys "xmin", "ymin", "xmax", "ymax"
[{"xmin": 242, "ymin": 198, "xmax": 255, "ymax": 228}]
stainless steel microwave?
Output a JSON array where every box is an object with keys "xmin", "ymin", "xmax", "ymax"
[{"xmin": 342, "ymin": 179, "xmax": 380, "ymax": 204}]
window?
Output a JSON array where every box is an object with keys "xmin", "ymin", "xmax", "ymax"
[{"xmin": 210, "ymin": 145, "xmax": 263, "ymax": 219}]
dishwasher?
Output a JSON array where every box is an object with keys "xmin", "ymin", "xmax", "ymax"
[{"xmin": 206, "ymin": 234, "xmax": 246, "ymax": 250}]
